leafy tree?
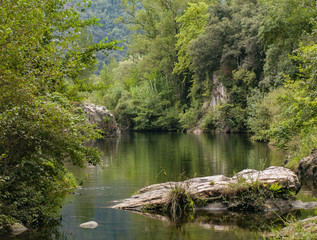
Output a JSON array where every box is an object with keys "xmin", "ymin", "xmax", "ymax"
[
  {"xmin": 247, "ymin": 36, "xmax": 317, "ymax": 164},
  {"xmin": 190, "ymin": 0, "xmax": 264, "ymax": 83},
  {"xmin": 73, "ymin": 0, "xmax": 130, "ymax": 69},
  {"xmin": 131, "ymin": 73, "xmax": 180, "ymax": 131},
  {"xmin": 184, "ymin": 0, "xmax": 265, "ymax": 132},
  {"xmin": 174, "ymin": 2, "xmax": 211, "ymax": 75},
  {"xmin": 267, "ymin": 41, "xmax": 317, "ymax": 163},
  {"xmin": 0, "ymin": 0, "xmax": 118, "ymax": 228},
  {"xmin": 258, "ymin": 0, "xmax": 317, "ymax": 90},
  {"xmin": 247, "ymin": 87, "xmax": 286, "ymax": 141},
  {"xmin": 118, "ymin": 0, "xmax": 190, "ymax": 101},
  {"xmin": 100, "ymin": 56, "xmax": 119, "ymax": 87}
]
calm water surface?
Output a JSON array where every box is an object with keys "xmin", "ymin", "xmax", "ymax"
[
  {"xmin": 3, "ymin": 133, "xmax": 293, "ymax": 239},
  {"xmin": 60, "ymin": 133, "xmax": 286, "ymax": 240}
]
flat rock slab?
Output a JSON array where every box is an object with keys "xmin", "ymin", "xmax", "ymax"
[
  {"xmin": 79, "ymin": 221, "xmax": 98, "ymax": 229},
  {"xmin": 112, "ymin": 166, "xmax": 300, "ymax": 210}
]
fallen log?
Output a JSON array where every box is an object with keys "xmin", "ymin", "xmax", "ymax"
[{"xmin": 112, "ymin": 166, "xmax": 301, "ymax": 212}]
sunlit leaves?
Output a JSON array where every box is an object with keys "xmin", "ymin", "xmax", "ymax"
[
  {"xmin": 0, "ymin": 0, "xmax": 117, "ymax": 227},
  {"xmin": 174, "ymin": 2, "xmax": 210, "ymax": 75},
  {"xmin": 258, "ymin": 0, "xmax": 317, "ymax": 90},
  {"xmin": 268, "ymin": 41, "xmax": 317, "ymax": 152}
]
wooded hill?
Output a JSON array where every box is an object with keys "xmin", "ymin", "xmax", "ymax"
[
  {"xmin": 73, "ymin": 0, "xmax": 130, "ymax": 69},
  {"xmin": 86, "ymin": 0, "xmax": 317, "ymax": 166}
]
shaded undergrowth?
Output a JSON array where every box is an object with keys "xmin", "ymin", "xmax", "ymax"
[{"xmin": 221, "ymin": 176, "xmax": 296, "ymax": 212}]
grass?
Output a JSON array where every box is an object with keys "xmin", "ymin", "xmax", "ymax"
[{"xmin": 267, "ymin": 216, "xmax": 317, "ymax": 240}]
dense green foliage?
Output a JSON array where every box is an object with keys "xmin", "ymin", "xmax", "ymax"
[
  {"xmin": 0, "ymin": 0, "xmax": 118, "ymax": 228},
  {"xmin": 248, "ymin": 0, "xmax": 317, "ymax": 163},
  {"xmin": 88, "ymin": 0, "xmax": 267, "ymax": 132},
  {"xmin": 73, "ymin": 0, "xmax": 130, "ymax": 69},
  {"xmin": 2, "ymin": 0, "xmax": 315, "ymax": 227},
  {"xmin": 1, "ymin": 0, "xmax": 315, "ymax": 232},
  {"xmin": 84, "ymin": 0, "xmax": 316, "ymax": 163}
]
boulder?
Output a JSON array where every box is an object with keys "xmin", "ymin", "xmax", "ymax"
[
  {"xmin": 79, "ymin": 221, "xmax": 98, "ymax": 229},
  {"xmin": 112, "ymin": 166, "xmax": 300, "ymax": 211},
  {"xmin": 82, "ymin": 103, "xmax": 119, "ymax": 137},
  {"xmin": 295, "ymin": 150, "xmax": 317, "ymax": 183},
  {"xmin": 10, "ymin": 223, "xmax": 27, "ymax": 235}
]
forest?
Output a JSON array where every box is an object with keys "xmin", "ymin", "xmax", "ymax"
[
  {"xmin": 86, "ymin": 0, "xmax": 317, "ymax": 168},
  {"xmin": 0, "ymin": 0, "xmax": 316, "ymax": 234}
]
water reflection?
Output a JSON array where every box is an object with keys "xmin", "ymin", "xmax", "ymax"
[
  {"xmin": 93, "ymin": 133, "xmax": 285, "ymax": 183},
  {"xmin": 58, "ymin": 133, "xmax": 287, "ymax": 240}
]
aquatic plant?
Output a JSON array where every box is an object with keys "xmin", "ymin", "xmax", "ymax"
[{"xmin": 163, "ymin": 184, "xmax": 196, "ymax": 221}]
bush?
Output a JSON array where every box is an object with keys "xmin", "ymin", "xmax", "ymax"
[
  {"xmin": 179, "ymin": 100, "xmax": 203, "ymax": 131},
  {"xmin": 0, "ymin": 96, "xmax": 101, "ymax": 227},
  {"xmin": 222, "ymin": 176, "xmax": 295, "ymax": 212},
  {"xmin": 247, "ymin": 87, "xmax": 286, "ymax": 141},
  {"xmin": 0, "ymin": 215, "xmax": 17, "ymax": 231},
  {"xmin": 200, "ymin": 108, "xmax": 217, "ymax": 132}
]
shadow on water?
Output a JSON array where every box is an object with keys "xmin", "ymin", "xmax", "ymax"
[
  {"xmin": 137, "ymin": 208, "xmax": 304, "ymax": 231},
  {"xmin": 0, "ymin": 221, "xmax": 72, "ymax": 240}
]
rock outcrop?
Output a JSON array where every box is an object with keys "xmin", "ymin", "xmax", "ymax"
[
  {"xmin": 79, "ymin": 221, "xmax": 98, "ymax": 229},
  {"xmin": 112, "ymin": 166, "xmax": 300, "ymax": 211},
  {"xmin": 187, "ymin": 76, "xmax": 228, "ymax": 134},
  {"xmin": 10, "ymin": 223, "xmax": 27, "ymax": 235},
  {"xmin": 295, "ymin": 149, "xmax": 317, "ymax": 184},
  {"xmin": 209, "ymin": 77, "xmax": 227, "ymax": 108},
  {"xmin": 83, "ymin": 103, "xmax": 119, "ymax": 137}
]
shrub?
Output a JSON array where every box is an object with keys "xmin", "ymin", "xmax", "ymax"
[
  {"xmin": 222, "ymin": 176, "xmax": 295, "ymax": 212},
  {"xmin": 247, "ymin": 87, "xmax": 286, "ymax": 141}
]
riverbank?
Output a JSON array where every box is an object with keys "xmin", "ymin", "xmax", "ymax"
[
  {"xmin": 111, "ymin": 151, "xmax": 317, "ymax": 239},
  {"xmin": 1, "ymin": 133, "xmax": 315, "ymax": 239}
]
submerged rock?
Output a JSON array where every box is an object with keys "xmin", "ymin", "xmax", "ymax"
[
  {"xmin": 200, "ymin": 199, "xmax": 317, "ymax": 213},
  {"xmin": 79, "ymin": 221, "xmax": 98, "ymax": 229},
  {"xmin": 295, "ymin": 150, "xmax": 317, "ymax": 184},
  {"xmin": 112, "ymin": 166, "xmax": 300, "ymax": 211},
  {"xmin": 10, "ymin": 223, "xmax": 27, "ymax": 235},
  {"xmin": 82, "ymin": 103, "xmax": 119, "ymax": 137}
]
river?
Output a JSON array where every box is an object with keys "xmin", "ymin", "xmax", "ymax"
[{"xmin": 3, "ymin": 133, "xmax": 315, "ymax": 239}]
